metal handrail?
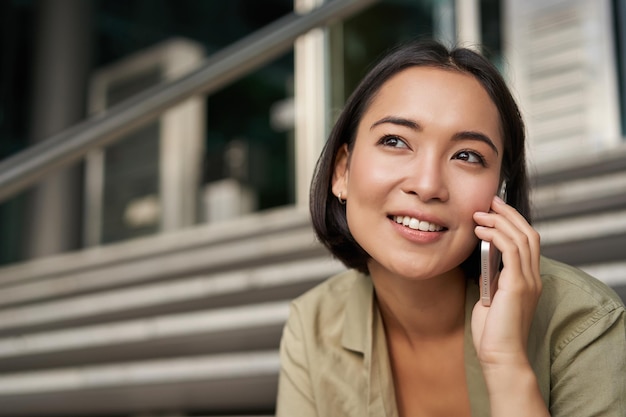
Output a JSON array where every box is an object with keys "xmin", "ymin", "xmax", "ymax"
[{"xmin": 0, "ymin": 0, "xmax": 378, "ymax": 203}]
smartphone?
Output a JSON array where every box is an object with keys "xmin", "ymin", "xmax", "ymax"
[{"xmin": 480, "ymin": 181, "xmax": 507, "ymax": 306}]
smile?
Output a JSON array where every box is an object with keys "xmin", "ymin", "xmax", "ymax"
[{"xmin": 392, "ymin": 215, "xmax": 445, "ymax": 232}]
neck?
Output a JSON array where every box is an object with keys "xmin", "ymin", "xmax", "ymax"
[{"xmin": 371, "ymin": 266, "xmax": 467, "ymax": 344}]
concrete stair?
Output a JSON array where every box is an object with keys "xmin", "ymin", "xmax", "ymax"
[{"xmin": 0, "ymin": 207, "xmax": 343, "ymax": 416}]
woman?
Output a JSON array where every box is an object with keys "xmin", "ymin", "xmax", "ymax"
[{"xmin": 276, "ymin": 40, "xmax": 626, "ymax": 416}]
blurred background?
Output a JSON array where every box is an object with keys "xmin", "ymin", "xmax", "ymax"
[{"xmin": 0, "ymin": 0, "xmax": 624, "ymax": 415}]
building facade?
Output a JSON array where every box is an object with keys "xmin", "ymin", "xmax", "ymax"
[{"xmin": 0, "ymin": 0, "xmax": 624, "ymax": 415}]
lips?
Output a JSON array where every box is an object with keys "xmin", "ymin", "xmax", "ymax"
[{"xmin": 391, "ymin": 215, "xmax": 445, "ymax": 232}]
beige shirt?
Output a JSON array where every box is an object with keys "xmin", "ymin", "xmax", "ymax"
[{"xmin": 276, "ymin": 257, "xmax": 626, "ymax": 416}]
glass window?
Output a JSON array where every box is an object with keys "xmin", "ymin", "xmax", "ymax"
[
  {"xmin": 202, "ymin": 52, "xmax": 295, "ymax": 223},
  {"xmin": 0, "ymin": 0, "xmax": 296, "ymax": 258},
  {"xmin": 480, "ymin": 0, "xmax": 503, "ymax": 68},
  {"xmin": 331, "ymin": 0, "xmax": 438, "ymax": 107},
  {"xmin": 328, "ymin": 0, "xmax": 504, "ymax": 111},
  {"xmin": 93, "ymin": 0, "xmax": 296, "ymax": 234},
  {"xmin": 613, "ymin": 0, "xmax": 626, "ymax": 137},
  {"xmin": 0, "ymin": 1, "xmax": 34, "ymax": 265}
]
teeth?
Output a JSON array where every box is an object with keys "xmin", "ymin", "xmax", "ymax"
[{"xmin": 393, "ymin": 216, "xmax": 443, "ymax": 232}]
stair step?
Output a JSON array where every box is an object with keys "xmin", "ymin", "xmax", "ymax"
[
  {"xmin": 0, "ymin": 256, "xmax": 342, "ymax": 334},
  {"xmin": 0, "ymin": 300, "xmax": 290, "ymax": 372},
  {"xmin": 0, "ymin": 350, "xmax": 280, "ymax": 416},
  {"xmin": 0, "ymin": 226, "xmax": 324, "ymax": 308}
]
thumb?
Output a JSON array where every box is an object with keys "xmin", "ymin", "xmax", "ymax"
[{"xmin": 471, "ymin": 301, "xmax": 488, "ymax": 352}]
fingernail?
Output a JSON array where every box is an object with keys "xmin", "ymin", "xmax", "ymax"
[{"xmin": 494, "ymin": 195, "xmax": 505, "ymax": 205}]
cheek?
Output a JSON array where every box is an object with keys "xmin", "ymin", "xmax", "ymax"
[
  {"xmin": 347, "ymin": 151, "xmax": 395, "ymax": 196},
  {"xmin": 454, "ymin": 179, "xmax": 499, "ymax": 218}
]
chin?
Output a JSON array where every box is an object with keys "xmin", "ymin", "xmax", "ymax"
[{"xmin": 369, "ymin": 258, "xmax": 456, "ymax": 282}]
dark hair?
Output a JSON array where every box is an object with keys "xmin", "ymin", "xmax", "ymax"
[{"xmin": 310, "ymin": 39, "xmax": 530, "ymax": 275}]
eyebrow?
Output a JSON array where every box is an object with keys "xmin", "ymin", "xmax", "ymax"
[
  {"xmin": 370, "ymin": 116, "xmax": 499, "ymax": 156},
  {"xmin": 370, "ymin": 116, "xmax": 421, "ymax": 131},
  {"xmin": 452, "ymin": 131, "xmax": 499, "ymax": 155}
]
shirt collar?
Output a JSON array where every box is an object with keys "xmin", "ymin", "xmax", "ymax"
[
  {"xmin": 340, "ymin": 273, "xmax": 490, "ymax": 417},
  {"xmin": 340, "ymin": 272, "xmax": 395, "ymax": 416},
  {"xmin": 341, "ymin": 271, "xmax": 374, "ymax": 355}
]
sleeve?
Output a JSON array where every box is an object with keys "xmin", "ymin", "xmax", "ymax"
[
  {"xmin": 275, "ymin": 303, "xmax": 318, "ymax": 417},
  {"xmin": 549, "ymin": 304, "xmax": 626, "ymax": 416}
]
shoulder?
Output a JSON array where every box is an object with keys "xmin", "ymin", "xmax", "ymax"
[
  {"xmin": 539, "ymin": 256, "xmax": 624, "ymax": 311},
  {"xmin": 295, "ymin": 268, "xmax": 360, "ymax": 298},
  {"xmin": 289, "ymin": 268, "xmax": 362, "ymax": 324},
  {"xmin": 282, "ymin": 268, "xmax": 370, "ymax": 368},
  {"xmin": 532, "ymin": 259, "xmax": 626, "ymax": 414},
  {"xmin": 279, "ymin": 269, "xmax": 373, "ymax": 415},
  {"xmin": 535, "ymin": 256, "xmax": 625, "ymax": 355}
]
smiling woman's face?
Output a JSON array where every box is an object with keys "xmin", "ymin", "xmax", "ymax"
[{"xmin": 332, "ymin": 66, "xmax": 504, "ymax": 282}]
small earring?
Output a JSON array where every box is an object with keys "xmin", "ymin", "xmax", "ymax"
[{"xmin": 337, "ymin": 192, "xmax": 346, "ymax": 205}]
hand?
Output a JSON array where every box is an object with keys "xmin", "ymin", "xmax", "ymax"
[
  {"xmin": 471, "ymin": 195, "xmax": 542, "ymax": 369},
  {"xmin": 471, "ymin": 196, "xmax": 549, "ymax": 416}
]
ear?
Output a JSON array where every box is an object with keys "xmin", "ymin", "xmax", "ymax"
[{"xmin": 331, "ymin": 144, "xmax": 349, "ymax": 198}]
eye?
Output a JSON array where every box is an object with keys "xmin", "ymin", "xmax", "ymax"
[
  {"xmin": 454, "ymin": 150, "xmax": 485, "ymax": 165},
  {"xmin": 378, "ymin": 135, "xmax": 409, "ymax": 149}
]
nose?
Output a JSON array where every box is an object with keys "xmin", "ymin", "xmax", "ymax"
[{"xmin": 401, "ymin": 154, "xmax": 449, "ymax": 202}]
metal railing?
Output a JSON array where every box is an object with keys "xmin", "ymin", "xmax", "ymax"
[{"xmin": 0, "ymin": 0, "xmax": 378, "ymax": 203}]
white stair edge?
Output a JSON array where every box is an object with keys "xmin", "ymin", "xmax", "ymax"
[
  {"xmin": 0, "ymin": 256, "xmax": 343, "ymax": 331},
  {"xmin": 0, "ymin": 206, "xmax": 311, "ymax": 286},
  {"xmin": 0, "ymin": 350, "xmax": 280, "ymax": 395},
  {"xmin": 0, "ymin": 300, "xmax": 290, "ymax": 358},
  {"xmin": 0, "ymin": 227, "xmax": 322, "ymax": 307},
  {"xmin": 534, "ymin": 208, "xmax": 626, "ymax": 245}
]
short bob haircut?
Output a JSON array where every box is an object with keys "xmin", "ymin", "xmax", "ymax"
[{"xmin": 310, "ymin": 39, "xmax": 530, "ymax": 275}]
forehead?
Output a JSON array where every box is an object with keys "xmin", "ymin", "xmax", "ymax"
[{"xmin": 360, "ymin": 66, "xmax": 503, "ymax": 143}]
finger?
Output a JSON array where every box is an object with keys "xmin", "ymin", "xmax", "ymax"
[
  {"xmin": 475, "ymin": 198, "xmax": 541, "ymax": 280},
  {"xmin": 474, "ymin": 223, "xmax": 525, "ymax": 280},
  {"xmin": 490, "ymin": 197, "xmax": 541, "ymax": 270},
  {"xmin": 474, "ymin": 218, "xmax": 537, "ymax": 294}
]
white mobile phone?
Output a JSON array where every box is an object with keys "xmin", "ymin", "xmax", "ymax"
[{"xmin": 480, "ymin": 181, "xmax": 507, "ymax": 306}]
